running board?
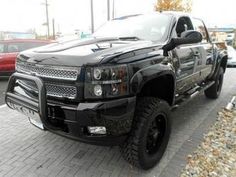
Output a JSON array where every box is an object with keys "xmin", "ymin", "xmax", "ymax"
[{"xmin": 172, "ymin": 81, "xmax": 215, "ymax": 110}]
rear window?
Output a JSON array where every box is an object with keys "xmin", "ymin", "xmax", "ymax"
[
  {"xmin": 20, "ymin": 42, "xmax": 48, "ymax": 51},
  {"xmin": 8, "ymin": 44, "xmax": 20, "ymax": 52},
  {"xmin": 7, "ymin": 42, "xmax": 48, "ymax": 53}
]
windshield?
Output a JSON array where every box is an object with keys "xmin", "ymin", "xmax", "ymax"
[{"xmin": 93, "ymin": 14, "xmax": 172, "ymax": 42}]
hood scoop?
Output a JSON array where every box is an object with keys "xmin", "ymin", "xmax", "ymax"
[{"xmin": 34, "ymin": 37, "xmax": 121, "ymax": 53}]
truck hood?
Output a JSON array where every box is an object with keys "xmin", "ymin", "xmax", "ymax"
[{"xmin": 18, "ymin": 37, "xmax": 164, "ymax": 67}]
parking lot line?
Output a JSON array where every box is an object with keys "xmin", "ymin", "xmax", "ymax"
[{"xmin": 0, "ymin": 104, "xmax": 6, "ymax": 109}]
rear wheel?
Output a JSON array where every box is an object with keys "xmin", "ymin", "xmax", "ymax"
[
  {"xmin": 120, "ymin": 97, "xmax": 171, "ymax": 170},
  {"xmin": 205, "ymin": 67, "xmax": 224, "ymax": 99}
]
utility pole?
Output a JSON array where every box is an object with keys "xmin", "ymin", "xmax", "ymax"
[
  {"xmin": 42, "ymin": 0, "xmax": 50, "ymax": 39},
  {"xmin": 52, "ymin": 18, "xmax": 55, "ymax": 40},
  {"xmin": 90, "ymin": 0, "xmax": 94, "ymax": 33},
  {"xmin": 45, "ymin": 0, "xmax": 50, "ymax": 38},
  {"xmin": 107, "ymin": 0, "xmax": 110, "ymax": 21},
  {"xmin": 112, "ymin": 0, "xmax": 115, "ymax": 19}
]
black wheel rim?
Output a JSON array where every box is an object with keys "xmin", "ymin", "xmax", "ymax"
[{"xmin": 146, "ymin": 113, "xmax": 166, "ymax": 155}]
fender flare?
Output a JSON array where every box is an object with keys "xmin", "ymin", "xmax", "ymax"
[
  {"xmin": 212, "ymin": 50, "xmax": 228, "ymax": 79},
  {"xmin": 130, "ymin": 63, "xmax": 176, "ymax": 105}
]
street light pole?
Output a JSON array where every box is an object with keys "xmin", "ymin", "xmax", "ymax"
[{"xmin": 90, "ymin": 0, "xmax": 94, "ymax": 33}]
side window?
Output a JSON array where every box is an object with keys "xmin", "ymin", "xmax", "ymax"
[
  {"xmin": 0, "ymin": 44, "xmax": 5, "ymax": 53},
  {"xmin": 7, "ymin": 44, "xmax": 20, "ymax": 53},
  {"xmin": 192, "ymin": 18, "xmax": 208, "ymax": 43},
  {"xmin": 176, "ymin": 17, "xmax": 194, "ymax": 37}
]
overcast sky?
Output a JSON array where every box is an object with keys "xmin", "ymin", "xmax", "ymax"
[{"xmin": 0, "ymin": 0, "xmax": 236, "ymax": 35}]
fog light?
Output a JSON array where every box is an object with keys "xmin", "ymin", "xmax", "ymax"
[
  {"xmin": 87, "ymin": 126, "xmax": 106, "ymax": 135},
  {"xmin": 94, "ymin": 85, "xmax": 102, "ymax": 96}
]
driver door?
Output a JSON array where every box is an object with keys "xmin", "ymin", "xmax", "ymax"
[{"xmin": 172, "ymin": 16, "xmax": 202, "ymax": 94}]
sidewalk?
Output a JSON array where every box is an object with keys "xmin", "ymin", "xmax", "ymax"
[{"xmin": 180, "ymin": 104, "xmax": 236, "ymax": 177}]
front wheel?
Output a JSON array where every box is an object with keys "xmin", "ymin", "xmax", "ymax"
[
  {"xmin": 120, "ymin": 97, "xmax": 171, "ymax": 170},
  {"xmin": 204, "ymin": 67, "xmax": 224, "ymax": 99}
]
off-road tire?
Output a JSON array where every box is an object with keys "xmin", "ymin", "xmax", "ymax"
[
  {"xmin": 120, "ymin": 97, "xmax": 171, "ymax": 170},
  {"xmin": 205, "ymin": 67, "xmax": 224, "ymax": 99}
]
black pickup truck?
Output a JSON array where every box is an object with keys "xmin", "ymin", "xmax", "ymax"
[{"xmin": 5, "ymin": 12, "xmax": 227, "ymax": 169}]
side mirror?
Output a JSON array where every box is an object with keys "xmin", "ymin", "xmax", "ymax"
[{"xmin": 163, "ymin": 30, "xmax": 203, "ymax": 56}]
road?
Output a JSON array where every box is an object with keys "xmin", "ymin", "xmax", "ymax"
[
  {"xmin": 0, "ymin": 77, "xmax": 8, "ymax": 105},
  {"xmin": 0, "ymin": 68, "xmax": 235, "ymax": 177}
]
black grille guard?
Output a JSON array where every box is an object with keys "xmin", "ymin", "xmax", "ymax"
[{"xmin": 5, "ymin": 72, "xmax": 59, "ymax": 130}]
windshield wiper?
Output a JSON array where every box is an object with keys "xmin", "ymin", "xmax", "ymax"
[{"xmin": 118, "ymin": 36, "xmax": 141, "ymax": 41}]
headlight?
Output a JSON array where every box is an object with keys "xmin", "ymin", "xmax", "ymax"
[{"xmin": 84, "ymin": 64, "xmax": 129, "ymax": 99}]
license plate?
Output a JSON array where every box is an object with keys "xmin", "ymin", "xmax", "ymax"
[{"xmin": 11, "ymin": 102, "xmax": 44, "ymax": 130}]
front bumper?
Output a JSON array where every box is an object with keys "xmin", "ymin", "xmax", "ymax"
[
  {"xmin": 0, "ymin": 71, "xmax": 14, "ymax": 76},
  {"xmin": 5, "ymin": 73, "xmax": 136, "ymax": 146}
]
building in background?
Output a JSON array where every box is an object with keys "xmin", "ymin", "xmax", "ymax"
[
  {"xmin": 0, "ymin": 31, "xmax": 36, "ymax": 40},
  {"xmin": 208, "ymin": 28, "xmax": 235, "ymax": 47}
]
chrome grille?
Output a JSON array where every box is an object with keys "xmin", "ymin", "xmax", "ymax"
[
  {"xmin": 18, "ymin": 80, "xmax": 77, "ymax": 99},
  {"xmin": 16, "ymin": 61, "xmax": 80, "ymax": 81}
]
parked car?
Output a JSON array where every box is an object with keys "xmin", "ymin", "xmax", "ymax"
[
  {"xmin": 5, "ymin": 12, "xmax": 228, "ymax": 169},
  {"xmin": 0, "ymin": 39, "xmax": 50, "ymax": 76},
  {"xmin": 227, "ymin": 46, "xmax": 236, "ymax": 66}
]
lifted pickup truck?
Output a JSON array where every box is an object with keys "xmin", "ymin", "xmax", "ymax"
[{"xmin": 5, "ymin": 12, "xmax": 227, "ymax": 169}]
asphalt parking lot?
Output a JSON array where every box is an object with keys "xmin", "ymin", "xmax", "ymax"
[
  {"xmin": 0, "ymin": 68, "xmax": 236, "ymax": 177},
  {"xmin": 0, "ymin": 77, "xmax": 8, "ymax": 105}
]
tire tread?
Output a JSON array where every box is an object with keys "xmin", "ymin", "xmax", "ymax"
[{"xmin": 120, "ymin": 97, "xmax": 169, "ymax": 169}]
